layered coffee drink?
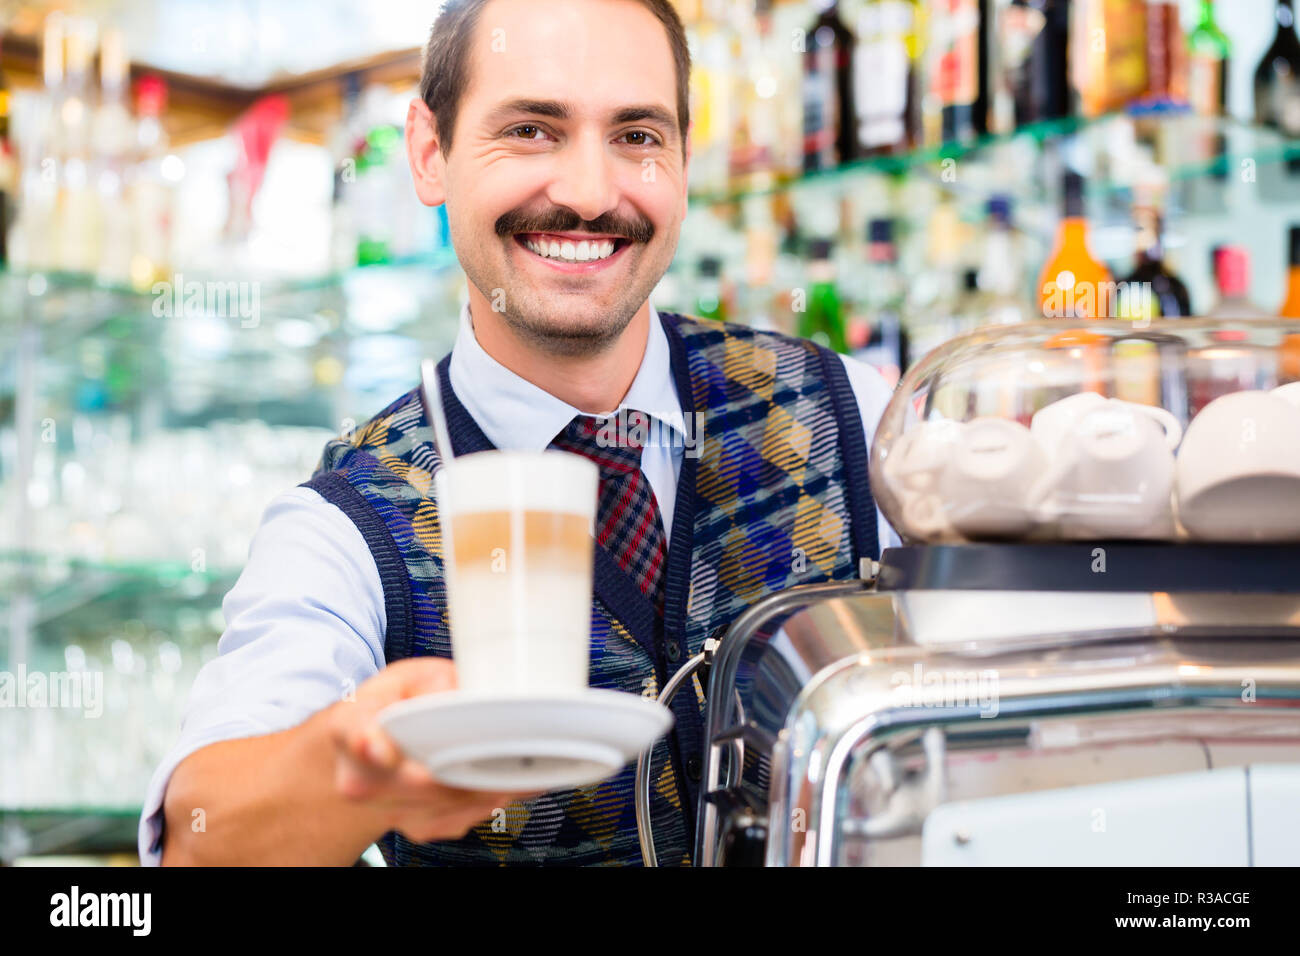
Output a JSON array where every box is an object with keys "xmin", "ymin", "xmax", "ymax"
[{"xmin": 435, "ymin": 450, "xmax": 599, "ymax": 695}]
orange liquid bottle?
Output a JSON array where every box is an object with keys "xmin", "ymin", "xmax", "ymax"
[
  {"xmin": 1037, "ymin": 170, "xmax": 1113, "ymax": 320},
  {"xmin": 1280, "ymin": 225, "xmax": 1300, "ymax": 317}
]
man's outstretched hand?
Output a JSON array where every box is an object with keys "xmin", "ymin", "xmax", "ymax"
[{"xmin": 329, "ymin": 657, "xmax": 545, "ymax": 844}]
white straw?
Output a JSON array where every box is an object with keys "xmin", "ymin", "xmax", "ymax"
[{"xmin": 419, "ymin": 358, "xmax": 456, "ymax": 465}]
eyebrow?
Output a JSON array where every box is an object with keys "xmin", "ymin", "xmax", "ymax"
[
  {"xmin": 612, "ymin": 105, "xmax": 677, "ymax": 132},
  {"xmin": 485, "ymin": 99, "xmax": 572, "ymax": 123},
  {"xmin": 485, "ymin": 99, "xmax": 679, "ymax": 137}
]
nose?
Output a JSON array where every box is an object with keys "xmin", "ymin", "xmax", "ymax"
[{"xmin": 544, "ymin": 130, "xmax": 621, "ymax": 224}]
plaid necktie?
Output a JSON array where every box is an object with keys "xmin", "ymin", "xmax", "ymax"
[{"xmin": 549, "ymin": 410, "xmax": 667, "ymax": 610}]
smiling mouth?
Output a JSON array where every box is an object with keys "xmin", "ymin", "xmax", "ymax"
[{"xmin": 515, "ymin": 232, "xmax": 631, "ymax": 266}]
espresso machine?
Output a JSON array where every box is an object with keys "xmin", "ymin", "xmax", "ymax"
[{"xmin": 635, "ymin": 320, "xmax": 1300, "ymax": 866}]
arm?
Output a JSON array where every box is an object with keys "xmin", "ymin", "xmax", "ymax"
[
  {"xmin": 161, "ymin": 702, "xmax": 383, "ymax": 866},
  {"xmin": 142, "ymin": 487, "xmax": 535, "ymax": 866},
  {"xmin": 161, "ymin": 658, "xmax": 530, "ymax": 866}
]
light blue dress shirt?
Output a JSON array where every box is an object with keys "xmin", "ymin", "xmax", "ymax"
[{"xmin": 137, "ymin": 304, "xmax": 899, "ymax": 864}]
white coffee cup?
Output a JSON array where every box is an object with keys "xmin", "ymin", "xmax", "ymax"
[
  {"xmin": 1031, "ymin": 392, "xmax": 1183, "ymax": 461},
  {"xmin": 1175, "ymin": 390, "xmax": 1300, "ymax": 541},
  {"xmin": 883, "ymin": 419, "xmax": 962, "ymax": 495},
  {"xmin": 435, "ymin": 449, "xmax": 599, "ymax": 696},
  {"xmin": 901, "ymin": 490, "xmax": 957, "ymax": 542},
  {"xmin": 939, "ymin": 418, "xmax": 1046, "ymax": 540},
  {"xmin": 1272, "ymin": 381, "xmax": 1300, "ymax": 409},
  {"xmin": 1030, "ymin": 401, "xmax": 1178, "ymax": 539}
]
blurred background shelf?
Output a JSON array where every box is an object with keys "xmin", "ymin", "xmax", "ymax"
[
  {"xmin": 7, "ymin": 0, "xmax": 1300, "ymax": 855},
  {"xmin": 0, "ymin": 807, "xmax": 142, "ymax": 864}
]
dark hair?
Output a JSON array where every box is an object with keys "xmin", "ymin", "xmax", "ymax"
[{"xmin": 419, "ymin": 0, "xmax": 691, "ymax": 156}]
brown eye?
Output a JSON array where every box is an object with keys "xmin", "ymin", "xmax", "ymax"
[
  {"xmin": 624, "ymin": 131, "xmax": 648, "ymax": 145},
  {"xmin": 512, "ymin": 126, "xmax": 542, "ymax": 139}
]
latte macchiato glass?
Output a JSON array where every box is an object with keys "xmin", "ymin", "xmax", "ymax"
[{"xmin": 434, "ymin": 450, "xmax": 599, "ymax": 696}]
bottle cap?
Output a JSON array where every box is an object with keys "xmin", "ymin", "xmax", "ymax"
[
  {"xmin": 963, "ymin": 269, "xmax": 979, "ymax": 292},
  {"xmin": 987, "ymin": 195, "xmax": 1012, "ymax": 225},
  {"xmin": 1062, "ymin": 169, "xmax": 1085, "ymax": 218},
  {"xmin": 1290, "ymin": 226, "xmax": 1300, "ymax": 267},
  {"xmin": 1215, "ymin": 245, "xmax": 1250, "ymax": 298},
  {"xmin": 867, "ymin": 218, "xmax": 894, "ymax": 243},
  {"xmin": 807, "ymin": 237, "xmax": 833, "ymax": 260},
  {"xmin": 135, "ymin": 74, "xmax": 168, "ymax": 115},
  {"xmin": 698, "ymin": 256, "xmax": 722, "ymax": 278}
]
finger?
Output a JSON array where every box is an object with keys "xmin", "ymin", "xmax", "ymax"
[{"xmin": 361, "ymin": 726, "xmax": 402, "ymax": 770}]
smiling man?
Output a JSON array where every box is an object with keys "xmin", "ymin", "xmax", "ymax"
[{"xmin": 142, "ymin": 0, "xmax": 896, "ymax": 868}]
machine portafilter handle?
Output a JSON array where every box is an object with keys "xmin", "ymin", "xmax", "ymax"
[{"xmin": 635, "ymin": 638, "xmax": 718, "ymax": 867}]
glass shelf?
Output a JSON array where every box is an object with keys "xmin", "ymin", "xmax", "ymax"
[
  {"xmin": 0, "ymin": 248, "xmax": 462, "ymax": 341},
  {"xmin": 0, "ymin": 550, "xmax": 240, "ymax": 629},
  {"xmin": 686, "ymin": 111, "xmax": 1300, "ymax": 209},
  {"xmin": 0, "ymin": 807, "xmax": 142, "ymax": 863}
]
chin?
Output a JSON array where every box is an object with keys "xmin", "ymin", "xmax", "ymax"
[{"xmin": 506, "ymin": 300, "xmax": 639, "ymax": 354}]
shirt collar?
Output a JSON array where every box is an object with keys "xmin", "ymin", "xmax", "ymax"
[{"xmin": 447, "ymin": 301, "xmax": 686, "ymax": 453}]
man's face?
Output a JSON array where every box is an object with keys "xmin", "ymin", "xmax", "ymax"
[{"xmin": 430, "ymin": 0, "xmax": 688, "ymax": 356}]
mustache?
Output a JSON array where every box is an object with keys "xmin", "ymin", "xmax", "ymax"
[{"xmin": 495, "ymin": 206, "xmax": 655, "ymax": 244}]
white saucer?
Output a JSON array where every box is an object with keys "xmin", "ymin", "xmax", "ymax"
[{"xmin": 378, "ymin": 687, "xmax": 674, "ymax": 791}]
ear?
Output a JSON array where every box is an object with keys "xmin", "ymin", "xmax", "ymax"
[{"xmin": 406, "ymin": 97, "xmax": 447, "ymax": 207}]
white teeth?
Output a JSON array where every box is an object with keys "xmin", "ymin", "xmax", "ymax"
[{"xmin": 523, "ymin": 236, "xmax": 620, "ymax": 263}]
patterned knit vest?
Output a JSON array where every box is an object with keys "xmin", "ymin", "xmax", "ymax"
[{"xmin": 301, "ymin": 311, "xmax": 879, "ymax": 866}]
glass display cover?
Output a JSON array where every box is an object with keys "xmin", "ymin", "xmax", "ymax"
[{"xmin": 870, "ymin": 318, "xmax": 1300, "ymax": 543}]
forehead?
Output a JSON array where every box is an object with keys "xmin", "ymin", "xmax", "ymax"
[{"xmin": 462, "ymin": 0, "xmax": 677, "ymax": 117}]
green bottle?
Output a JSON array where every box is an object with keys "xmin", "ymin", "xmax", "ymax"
[
  {"xmin": 355, "ymin": 125, "xmax": 402, "ymax": 266},
  {"xmin": 1188, "ymin": 0, "xmax": 1230, "ymax": 176},
  {"xmin": 800, "ymin": 238, "xmax": 849, "ymax": 354},
  {"xmin": 695, "ymin": 256, "xmax": 727, "ymax": 321}
]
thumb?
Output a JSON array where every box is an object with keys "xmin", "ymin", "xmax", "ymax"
[{"xmin": 385, "ymin": 656, "xmax": 459, "ymax": 700}]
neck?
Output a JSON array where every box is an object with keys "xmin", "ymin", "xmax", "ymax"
[{"xmin": 465, "ymin": 286, "xmax": 652, "ymax": 414}]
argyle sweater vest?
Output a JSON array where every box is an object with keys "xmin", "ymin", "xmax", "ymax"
[{"xmin": 301, "ymin": 311, "xmax": 879, "ymax": 866}]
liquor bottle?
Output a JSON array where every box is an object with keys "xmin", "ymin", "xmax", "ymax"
[
  {"xmin": 128, "ymin": 74, "xmax": 174, "ymax": 289},
  {"xmin": 923, "ymin": 0, "xmax": 987, "ymax": 145},
  {"xmin": 1206, "ymin": 246, "xmax": 1269, "ymax": 318},
  {"xmin": 1141, "ymin": 0, "xmax": 1187, "ymax": 109},
  {"xmin": 803, "ymin": 0, "xmax": 857, "ymax": 172},
  {"xmin": 1119, "ymin": 204, "xmax": 1191, "ymax": 319},
  {"xmin": 688, "ymin": 3, "xmax": 731, "ymax": 196},
  {"xmin": 975, "ymin": 194, "xmax": 1030, "ymax": 325},
  {"xmin": 1003, "ymin": 0, "xmax": 1073, "ymax": 126},
  {"xmin": 849, "ymin": 219, "xmax": 908, "ymax": 385},
  {"xmin": 55, "ymin": 16, "xmax": 100, "ymax": 274},
  {"xmin": 730, "ymin": 0, "xmax": 793, "ymax": 191},
  {"xmin": 1276, "ymin": 226, "xmax": 1300, "ymax": 384},
  {"xmin": 354, "ymin": 122, "xmax": 402, "ymax": 266},
  {"xmin": 695, "ymin": 256, "xmax": 728, "ymax": 321},
  {"xmin": 1073, "ymin": 0, "xmax": 1147, "ymax": 118},
  {"xmin": 95, "ymin": 28, "xmax": 135, "ymax": 284},
  {"xmin": 1186, "ymin": 0, "xmax": 1230, "ymax": 179},
  {"xmin": 1037, "ymin": 169, "xmax": 1112, "ymax": 319},
  {"xmin": 329, "ymin": 74, "xmax": 363, "ymax": 273},
  {"xmin": 855, "ymin": 0, "xmax": 921, "ymax": 155},
  {"xmin": 1255, "ymin": 0, "xmax": 1300, "ymax": 173},
  {"xmin": 1280, "ymin": 225, "xmax": 1300, "ymax": 317},
  {"xmin": 800, "ymin": 237, "xmax": 850, "ymax": 353},
  {"xmin": 8, "ymin": 13, "xmax": 65, "ymax": 271},
  {"xmin": 0, "ymin": 35, "xmax": 13, "ymax": 266}
]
